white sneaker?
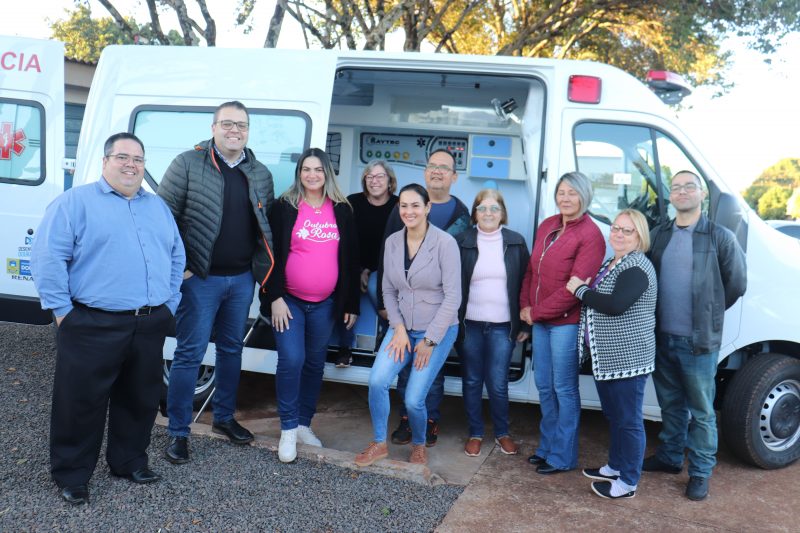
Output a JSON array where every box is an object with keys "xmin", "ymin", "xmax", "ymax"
[
  {"xmin": 297, "ymin": 425, "xmax": 322, "ymax": 447},
  {"xmin": 278, "ymin": 429, "xmax": 297, "ymax": 463}
]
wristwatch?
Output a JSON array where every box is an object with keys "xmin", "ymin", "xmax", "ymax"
[{"xmin": 423, "ymin": 337, "xmax": 437, "ymax": 347}]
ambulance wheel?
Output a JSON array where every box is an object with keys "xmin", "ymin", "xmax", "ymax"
[{"xmin": 721, "ymin": 353, "xmax": 800, "ymax": 469}]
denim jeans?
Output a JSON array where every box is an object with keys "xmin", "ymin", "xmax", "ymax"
[
  {"xmin": 368, "ymin": 325, "xmax": 458, "ymax": 445},
  {"xmin": 652, "ymin": 333, "xmax": 719, "ymax": 478},
  {"xmin": 274, "ymin": 294, "xmax": 335, "ymax": 430},
  {"xmin": 167, "ymin": 271, "xmax": 255, "ymax": 437},
  {"xmin": 395, "ymin": 364, "xmax": 445, "ymax": 422},
  {"xmin": 595, "ymin": 374, "xmax": 648, "ymax": 487},
  {"xmin": 457, "ymin": 320, "xmax": 515, "ymax": 438},
  {"xmin": 532, "ymin": 322, "xmax": 580, "ymax": 470},
  {"xmin": 334, "ymin": 271, "xmax": 382, "ymax": 350}
]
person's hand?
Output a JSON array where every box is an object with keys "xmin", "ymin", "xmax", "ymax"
[
  {"xmin": 360, "ymin": 269, "xmax": 370, "ymax": 293},
  {"xmin": 520, "ymin": 306, "xmax": 532, "ymax": 325},
  {"xmin": 55, "ymin": 315, "xmax": 65, "ymax": 327},
  {"xmin": 387, "ymin": 325, "xmax": 411, "ymax": 363},
  {"xmin": 566, "ymin": 276, "xmax": 591, "ymax": 295},
  {"xmin": 344, "ymin": 313, "xmax": 358, "ymax": 330},
  {"xmin": 378, "ymin": 309, "xmax": 388, "ymax": 321},
  {"xmin": 271, "ymin": 297, "xmax": 293, "ymax": 332},
  {"xmin": 516, "ymin": 331, "xmax": 530, "ymax": 343},
  {"xmin": 413, "ymin": 341, "xmax": 434, "ymax": 370},
  {"xmin": 183, "ymin": 270, "xmax": 194, "ymax": 280}
]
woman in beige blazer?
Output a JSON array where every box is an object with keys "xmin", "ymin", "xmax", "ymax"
[{"xmin": 354, "ymin": 183, "xmax": 461, "ymax": 467}]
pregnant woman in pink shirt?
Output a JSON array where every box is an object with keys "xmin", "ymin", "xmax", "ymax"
[{"xmin": 260, "ymin": 148, "xmax": 359, "ymax": 463}]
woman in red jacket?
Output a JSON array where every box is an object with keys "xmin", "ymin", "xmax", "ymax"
[{"xmin": 520, "ymin": 171, "xmax": 605, "ymax": 474}]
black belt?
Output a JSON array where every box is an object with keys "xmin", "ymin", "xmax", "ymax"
[{"xmin": 73, "ymin": 301, "xmax": 165, "ymax": 316}]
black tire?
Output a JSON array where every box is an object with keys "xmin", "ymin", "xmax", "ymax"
[
  {"xmin": 721, "ymin": 353, "xmax": 800, "ymax": 469},
  {"xmin": 160, "ymin": 359, "xmax": 216, "ymax": 411}
]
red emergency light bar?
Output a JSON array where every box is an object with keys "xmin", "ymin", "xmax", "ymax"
[
  {"xmin": 646, "ymin": 70, "xmax": 692, "ymax": 105},
  {"xmin": 568, "ymin": 75, "xmax": 602, "ymax": 104}
]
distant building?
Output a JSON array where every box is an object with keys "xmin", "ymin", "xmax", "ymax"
[{"xmin": 64, "ymin": 57, "xmax": 95, "ymax": 188}]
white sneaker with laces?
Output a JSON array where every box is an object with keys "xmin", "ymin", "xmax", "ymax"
[
  {"xmin": 278, "ymin": 429, "xmax": 297, "ymax": 463},
  {"xmin": 297, "ymin": 425, "xmax": 322, "ymax": 447}
]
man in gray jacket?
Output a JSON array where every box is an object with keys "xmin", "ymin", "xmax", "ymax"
[
  {"xmin": 642, "ymin": 170, "xmax": 746, "ymax": 501},
  {"xmin": 158, "ymin": 101, "xmax": 275, "ymax": 464}
]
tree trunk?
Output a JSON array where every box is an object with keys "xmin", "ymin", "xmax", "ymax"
[{"xmin": 264, "ymin": 1, "xmax": 286, "ymax": 48}]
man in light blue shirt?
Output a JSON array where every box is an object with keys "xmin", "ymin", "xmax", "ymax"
[{"xmin": 31, "ymin": 132, "xmax": 185, "ymax": 506}]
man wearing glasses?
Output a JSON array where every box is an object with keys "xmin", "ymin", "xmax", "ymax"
[
  {"xmin": 379, "ymin": 149, "xmax": 470, "ymax": 447},
  {"xmin": 32, "ymin": 133, "xmax": 185, "ymax": 504},
  {"xmin": 158, "ymin": 101, "xmax": 275, "ymax": 464},
  {"xmin": 642, "ymin": 170, "xmax": 746, "ymax": 501}
]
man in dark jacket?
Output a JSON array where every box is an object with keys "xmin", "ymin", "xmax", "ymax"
[
  {"xmin": 158, "ymin": 101, "xmax": 275, "ymax": 464},
  {"xmin": 642, "ymin": 170, "xmax": 746, "ymax": 501},
  {"xmin": 379, "ymin": 149, "xmax": 470, "ymax": 447}
]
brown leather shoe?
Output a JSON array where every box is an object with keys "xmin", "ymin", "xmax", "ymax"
[
  {"xmin": 409, "ymin": 444, "xmax": 427, "ymax": 465},
  {"xmin": 464, "ymin": 438, "xmax": 482, "ymax": 457},
  {"xmin": 495, "ymin": 435, "xmax": 519, "ymax": 455},
  {"xmin": 355, "ymin": 442, "xmax": 389, "ymax": 467}
]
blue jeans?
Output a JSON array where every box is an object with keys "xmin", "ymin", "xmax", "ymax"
[
  {"xmin": 595, "ymin": 374, "xmax": 648, "ymax": 487},
  {"xmin": 532, "ymin": 322, "xmax": 580, "ymax": 470},
  {"xmin": 395, "ymin": 364, "xmax": 445, "ymax": 422},
  {"xmin": 335, "ymin": 271, "xmax": 382, "ymax": 350},
  {"xmin": 167, "ymin": 271, "xmax": 255, "ymax": 437},
  {"xmin": 652, "ymin": 333, "xmax": 718, "ymax": 478},
  {"xmin": 274, "ymin": 294, "xmax": 335, "ymax": 430},
  {"xmin": 457, "ymin": 320, "xmax": 515, "ymax": 438},
  {"xmin": 368, "ymin": 325, "xmax": 458, "ymax": 445}
]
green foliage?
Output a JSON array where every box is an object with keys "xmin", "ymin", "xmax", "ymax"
[
  {"xmin": 742, "ymin": 158, "xmax": 800, "ymax": 212},
  {"xmin": 758, "ymin": 186, "xmax": 791, "ymax": 220},
  {"xmin": 50, "ymin": 5, "xmax": 184, "ymax": 63},
  {"xmin": 50, "ymin": 5, "xmax": 129, "ymax": 62},
  {"xmin": 786, "ymin": 189, "xmax": 800, "ymax": 220}
]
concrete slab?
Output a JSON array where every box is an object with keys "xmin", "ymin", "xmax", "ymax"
[{"xmin": 158, "ymin": 371, "xmax": 800, "ymax": 531}]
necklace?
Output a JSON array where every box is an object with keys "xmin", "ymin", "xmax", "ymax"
[{"xmin": 304, "ymin": 197, "xmax": 325, "ymax": 214}]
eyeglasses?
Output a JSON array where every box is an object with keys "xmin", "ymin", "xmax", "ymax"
[
  {"xmin": 425, "ymin": 164, "xmax": 454, "ymax": 173},
  {"xmin": 107, "ymin": 153, "xmax": 145, "ymax": 166},
  {"xmin": 610, "ymin": 224, "xmax": 637, "ymax": 236},
  {"xmin": 365, "ymin": 173, "xmax": 387, "ymax": 181},
  {"xmin": 476, "ymin": 205, "xmax": 502, "ymax": 213},
  {"xmin": 215, "ymin": 120, "xmax": 250, "ymax": 131},
  {"xmin": 670, "ymin": 183, "xmax": 699, "ymax": 193}
]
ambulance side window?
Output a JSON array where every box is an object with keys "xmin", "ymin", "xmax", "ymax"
[
  {"xmin": 574, "ymin": 122, "xmax": 705, "ymax": 228},
  {"xmin": 131, "ymin": 108, "xmax": 310, "ymax": 195},
  {"xmin": 0, "ymin": 99, "xmax": 45, "ymax": 185}
]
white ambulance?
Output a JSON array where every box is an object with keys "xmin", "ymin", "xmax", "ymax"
[{"xmin": 2, "ymin": 35, "xmax": 799, "ymax": 469}]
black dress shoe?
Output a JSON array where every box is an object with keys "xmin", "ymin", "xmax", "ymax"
[
  {"xmin": 527, "ymin": 454, "xmax": 546, "ymax": 465},
  {"xmin": 165, "ymin": 436, "xmax": 190, "ymax": 464},
  {"xmin": 642, "ymin": 454, "xmax": 682, "ymax": 474},
  {"xmin": 61, "ymin": 484, "xmax": 89, "ymax": 505},
  {"xmin": 114, "ymin": 467, "xmax": 162, "ymax": 484},
  {"xmin": 536, "ymin": 462, "xmax": 566, "ymax": 475},
  {"xmin": 212, "ymin": 418, "xmax": 254, "ymax": 444}
]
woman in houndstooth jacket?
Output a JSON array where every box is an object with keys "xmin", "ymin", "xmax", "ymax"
[{"xmin": 567, "ymin": 209, "xmax": 657, "ymax": 500}]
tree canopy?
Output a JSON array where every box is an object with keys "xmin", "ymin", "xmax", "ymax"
[
  {"xmin": 51, "ymin": 4, "xmax": 184, "ymax": 62},
  {"xmin": 52, "ymin": 0, "xmax": 800, "ymax": 88},
  {"xmin": 742, "ymin": 158, "xmax": 800, "ymax": 219}
]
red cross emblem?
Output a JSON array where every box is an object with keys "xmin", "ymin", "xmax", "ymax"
[{"xmin": 0, "ymin": 122, "xmax": 26, "ymax": 160}]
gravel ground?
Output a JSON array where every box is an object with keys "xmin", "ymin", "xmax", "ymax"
[{"xmin": 0, "ymin": 323, "xmax": 462, "ymax": 532}]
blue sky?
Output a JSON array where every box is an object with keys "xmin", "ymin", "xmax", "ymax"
[{"xmin": 5, "ymin": 1, "xmax": 799, "ymax": 192}]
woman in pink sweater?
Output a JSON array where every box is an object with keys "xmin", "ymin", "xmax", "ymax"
[{"xmin": 455, "ymin": 189, "xmax": 530, "ymax": 458}]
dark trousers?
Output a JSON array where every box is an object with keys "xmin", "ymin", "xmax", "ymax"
[
  {"xmin": 594, "ymin": 374, "xmax": 648, "ymax": 487},
  {"xmin": 50, "ymin": 304, "xmax": 172, "ymax": 488}
]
